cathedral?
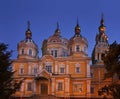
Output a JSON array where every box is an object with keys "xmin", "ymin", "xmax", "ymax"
[{"xmin": 12, "ymin": 16, "xmax": 112, "ymax": 98}]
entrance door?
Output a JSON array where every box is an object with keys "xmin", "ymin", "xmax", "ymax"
[{"xmin": 41, "ymin": 83, "xmax": 48, "ymax": 95}]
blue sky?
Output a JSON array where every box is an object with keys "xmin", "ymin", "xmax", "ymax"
[{"xmin": 0, "ymin": 0, "xmax": 120, "ymax": 58}]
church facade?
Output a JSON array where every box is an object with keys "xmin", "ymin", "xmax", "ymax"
[{"xmin": 12, "ymin": 16, "xmax": 111, "ymax": 98}]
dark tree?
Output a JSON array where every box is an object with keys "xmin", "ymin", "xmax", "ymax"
[
  {"xmin": 104, "ymin": 41, "xmax": 120, "ymax": 78},
  {"xmin": 98, "ymin": 41, "xmax": 120, "ymax": 99},
  {"xmin": 0, "ymin": 43, "xmax": 22, "ymax": 99}
]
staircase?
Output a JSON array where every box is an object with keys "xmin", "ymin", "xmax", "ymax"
[{"xmin": 32, "ymin": 95, "xmax": 60, "ymax": 99}]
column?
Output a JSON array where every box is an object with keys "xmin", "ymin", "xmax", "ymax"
[
  {"xmin": 55, "ymin": 61, "xmax": 58, "ymax": 74},
  {"xmin": 66, "ymin": 65, "xmax": 69, "ymax": 74},
  {"xmin": 87, "ymin": 61, "xmax": 90, "ymax": 77},
  {"xmin": 99, "ymin": 53, "xmax": 101, "ymax": 61},
  {"xmin": 51, "ymin": 78, "xmax": 55, "ymax": 95},
  {"xmin": 66, "ymin": 61, "xmax": 69, "ymax": 74},
  {"xmin": 33, "ymin": 80, "xmax": 36, "ymax": 94},
  {"xmin": 65, "ymin": 78, "xmax": 69, "ymax": 95},
  {"xmin": 87, "ymin": 80, "xmax": 91, "ymax": 97}
]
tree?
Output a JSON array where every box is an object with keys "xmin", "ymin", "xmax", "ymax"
[
  {"xmin": 98, "ymin": 41, "xmax": 120, "ymax": 99},
  {"xmin": 104, "ymin": 41, "xmax": 120, "ymax": 78},
  {"xmin": 0, "ymin": 43, "xmax": 22, "ymax": 99}
]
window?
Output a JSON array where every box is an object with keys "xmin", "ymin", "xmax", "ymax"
[
  {"xmin": 21, "ymin": 49, "xmax": 24, "ymax": 55},
  {"xmin": 19, "ymin": 65, "xmax": 24, "ymax": 75},
  {"xmin": 76, "ymin": 67, "xmax": 80, "ymax": 73},
  {"xmin": 75, "ymin": 63, "xmax": 80, "ymax": 73},
  {"xmin": 27, "ymin": 82, "xmax": 32, "ymax": 91},
  {"xmin": 76, "ymin": 45, "xmax": 80, "ymax": 52},
  {"xmin": 51, "ymin": 50, "xmax": 53, "ymax": 56},
  {"xmin": 20, "ymin": 68, "xmax": 24, "ymax": 74},
  {"xmin": 60, "ymin": 67, "xmax": 64, "ymax": 73},
  {"xmin": 63, "ymin": 51, "xmax": 67, "ymax": 57},
  {"xmin": 51, "ymin": 50, "xmax": 58, "ymax": 57},
  {"xmin": 73, "ymin": 84, "xmax": 83, "ymax": 92},
  {"xmin": 55, "ymin": 50, "xmax": 57, "ymax": 57},
  {"xmin": 84, "ymin": 46, "xmax": 87, "ymax": 53},
  {"xmin": 58, "ymin": 82, "xmax": 63, "ymax": 91},
  {"xmin": 70, "ymin": 47, "xmax": 72, "ymax": 53},
  {"xmin": 46, "ymin": 65, "xmax": 52, "ymax": 73},
  {"xmin": 91, "ymin": 87, "xmax": 94, "ymax": 94},
  {"xmin": 34, "ymin": 67, "xmax": 37, "ymax": 74},
  {"xmin": 91, "ymin": 72, "xmax": 94, "ymax": 78},
  {"xmin": 29, "ymin": 49, "xmax": 32, "ymax": 56}
]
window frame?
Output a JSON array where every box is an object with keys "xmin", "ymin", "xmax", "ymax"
[
  {"xmin": 46, "ymin": 65, "xmax": 52, "ymax": 73},
  {"xmin": 27, "ymin": 82, "xmax": 32, "ymax": 91},
  {"xmin": 76, "ymin": 45, "xmax": 80, "ymax": 52},
  {"xmin": 19, "ymin": 65, "xmax": 24, "ymax": 75},
  {"xmin": 28, "ymin": 49, "xmax": 32, "ymax": 56},
  {"xmin": 60, "ymin": 67, "xmax": 65, "ymax": 73},
  {"xmin": 57, "ymin": 82, "xmax": 63, "ymax": 91}
]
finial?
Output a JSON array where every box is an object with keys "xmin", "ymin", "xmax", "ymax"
[
  {"xmin": 77, "ymin": 17, "xmax": 79, "ymax": 26},
  {"xmin": 57, "ymin": 22, "xmax": 59, "ymax": 29},
  {"xmin": 75, "ymin": 17, "xmax": 81, "ymax": 35},
  {"xmin": 101, "ymin": 13, "xmax": 104, "ymax": 20},
  {"xmin": 100, "ymin": 13, "xmax": 104, "ymax": 25},
  {"xmin": 27, "ymin": 21, "xmax": 30, "ymax": 30}
]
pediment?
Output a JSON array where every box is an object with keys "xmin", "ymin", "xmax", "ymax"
[
  {"xmin": 41, "ymin": 55, "xmax": 55, "ymax": 61},
  {"xmin": 36, "ymin": 69, "xmax": 51, "ymax": 80}
]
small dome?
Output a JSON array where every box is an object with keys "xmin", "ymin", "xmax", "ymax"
[
  {"xmin": 99, "ymin": 14, "xmax": 106, "ymax": 33},
  {"xmin": 54, "ymin": 22, "xmax": 61, "ymax": 36},
  {"xmin": 17, "ymin": 21, "xmax": 38, "ymax": 59},
  {"xmin": 75, "ymin": 24, "xmax": 80, "ymax": 30}
]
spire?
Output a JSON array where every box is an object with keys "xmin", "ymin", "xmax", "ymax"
[
  {"xmin": 97, "ymin": 14, "xmax": 108, "ymax": 43},
  {"xmin": 57, "ymin": 22, "xmax": 59, "ymax": 30},
  {"xmin": 75, "ymin": 17, "xmax": 81, "ymax": 35},
  {"xmin": 99, "ymin": 13, "xmax": 106, "ymax": 33},
  {"xmin": 77, "ymin": 17, "xmax": 79, "ymax": 26},
  {"xmin": 54, "ymin": 22, "xmax": 61, "ymax": 36},
  {"xmin": 26, "ymin": 21, "xmax": 32, "ymax": 39},
  {"xmin": 27, "ymin": 21, "xmax": 30, "ymax": 30},
  {"xmin": 100, "ymin": 13, "xmax": 104, "ymax": 26}
]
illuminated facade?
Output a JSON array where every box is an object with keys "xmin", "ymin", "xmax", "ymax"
[{"xmin": 12, "ymin": 16, "xmax": 111, "ymax": 98}]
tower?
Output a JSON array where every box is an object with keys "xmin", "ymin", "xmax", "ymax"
[
  {"xmin": 17, "ymin": 21, "xmax": 38, "ymax": 59},
  {"xmin": 69, "ymin": 19, "xmax": 88, "ymax": 56},
  {"xmin": 41, "ymin": 22, "xmax": 68, "ymax": 57},
  {"xmin": 92, "ymin": 15, "xmax": 109, "ymax": 65}
]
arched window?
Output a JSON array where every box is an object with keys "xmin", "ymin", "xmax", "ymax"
[
  {"xmin": 29, "ymin": 49, "xmax": 32, "ymax": 56},
  {"xmin": 21, "ymin": 49, "xmax": 24, "ymax": 55},
  {"xmin": 76, "ymin": 45, "xmax": 80, "ymax": 52}
]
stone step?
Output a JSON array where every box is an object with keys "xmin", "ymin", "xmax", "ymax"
[{"xmin": 32, "ymin": 95, "xmax": 60, "ymax": 99}]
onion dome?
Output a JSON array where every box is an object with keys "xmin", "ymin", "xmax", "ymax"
[
  {"xmin": 42, "ymin": 23, "xmax": 68, "ymax": 57},
  {"xmin": 54, "ymin": 22, "xmax": 61, "ymax": 36},
  {"xmin": 96, "ymin": 14, "xmax": 108, "ymax": 44},
  {"xmin": 17, "ymin": 21, "xmax": 38, "ymax": 59},
  {"xmin": 69, "ymin": 20, "xmax": 88, "ymax": 56},
  {"xmin": 26, "ymin": 21, "xmax": 32, "ymax": 40},
  {"xmin": 75, "ymin": 18, "xmax": 81, "ymax": 36}
]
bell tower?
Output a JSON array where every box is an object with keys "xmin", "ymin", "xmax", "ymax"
[{"xmin": 92, "ymin": 14, "xmax": 109, "ymax": 65}]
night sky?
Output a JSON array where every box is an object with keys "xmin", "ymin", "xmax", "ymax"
[{"xmin": 0, "ymin": 0, "xmax": 120, "ymax": 58}]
